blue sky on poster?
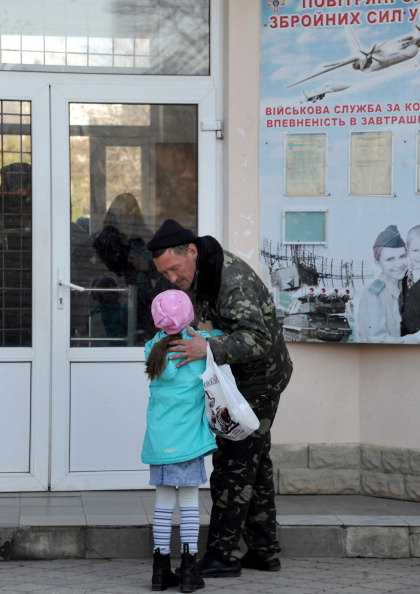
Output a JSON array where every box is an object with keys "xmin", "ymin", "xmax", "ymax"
[
  {"xmin": 261, "ymin": 8, "xmax": 420, "ymax": 103},
  {"xmin": 260, "ymin": 0, "xmax": 420, "ymax": 265}
]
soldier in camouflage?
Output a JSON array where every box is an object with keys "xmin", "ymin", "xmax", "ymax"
[{"xmin": 147, "ymin": 219, "xmax": 293, "ymax": 578}]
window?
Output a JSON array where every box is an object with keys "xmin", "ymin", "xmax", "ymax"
[
  {"xmin": 69, "ymin": 102, "xmax": 198, "ymax": 347},
  {"xmin": 0, "ymin": 101, "xmax": 32, "ymax": 347},
  {"xmin": 0, "ymin": 0, "xmax": 210, "ymax": 75}
]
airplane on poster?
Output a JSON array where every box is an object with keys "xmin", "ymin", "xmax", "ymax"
[
  {"xmin": 288, "ymin": 25, "xmax": 420, "ymax": 88},
  {"xmin": 302, "ymin": 83, "xmax": 350, "ymax": 103}
]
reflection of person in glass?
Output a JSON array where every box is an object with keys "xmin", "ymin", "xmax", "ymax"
[
  {"xmin": 94, "ymin": 192, "xmax": 154, "ymax": 284},
  {"xmin": 1, "ymin": 162, "xmax": 32, "ymax": 214},
  {"xmin": 0, "ymin": 162, "xmax": 32, "ymax": 346},
  {"xmin": 358, "ymin": 225, "xmax": 420, "ymax": 343},
  {"xmin": 103, "ymin": 192, "xmax": 153, "ymax": 247},
  {"xmin": 93, "ymin": 192, "xmax": 170, "ymax": 343},
  {"xmin": 401, "ymin": 225, "xmax": 420, "ymax": 337},
  {"xmin": 0, "ymin": 162, "xmax": 32, "ymax": 241}
]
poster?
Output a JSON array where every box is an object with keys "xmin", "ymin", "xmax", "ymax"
[{"xmin": 260, "ymin": 0, "xmax": 420, "ymax": 344}]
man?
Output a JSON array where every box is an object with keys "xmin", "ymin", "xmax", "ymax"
[{"xmin": 146, "ymin": 219, "xmax": 293, "ymax": 577}]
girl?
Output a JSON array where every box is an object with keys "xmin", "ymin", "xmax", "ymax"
[{"xmin": 142, "ymin": 290, "xmax": 217, "ymax": 592}]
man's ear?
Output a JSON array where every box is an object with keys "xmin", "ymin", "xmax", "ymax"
[{"xmin": 188, "ymin": 243, "xmax": 198, "ymax": 260}]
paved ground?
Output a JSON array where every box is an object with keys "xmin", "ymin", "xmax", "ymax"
[
  {"xmin": 2, "ymin": 492, "xmax": 420, "ymax": 560},
  {"xmin": 1, "ymin": 492, "xmax": 420, "ymax": 592},
  {"xmin": 1, "ymin": 490, "xmax": 420, "ymax": 529},
  {"xmin": 0, "ymin": 557, "xmax": 420, "ymax": 593}
]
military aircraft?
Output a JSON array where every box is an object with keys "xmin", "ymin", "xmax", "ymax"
[
  {"xmin": 288, "ymin": 25, "xmax": 420, "ymax": 88},
  {"xmin": 302, "ymin": 83, "xmax": 350, "ymax": 103}
]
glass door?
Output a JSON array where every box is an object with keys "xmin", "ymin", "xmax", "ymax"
[
  {"xmin": 0, "ymin": 81, "xmax": 51, "ymax": 491},
  {"xmin": 50, "ymin": 79, "xmax": 218, "ymax": 490},
  {"xmin": 0, "ymin": 0, "xmax": 221, "ymax": 492}
]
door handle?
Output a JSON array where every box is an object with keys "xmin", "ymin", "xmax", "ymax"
[
  {"xmin": 57, "ymin": 268, "xmax": 128, "ymax": 309},
  {"xmin": 58, "ymin": 279, "xmax": 85, "ymax": 292},
  {"xmin": 58, "ymin": 279, "xmax": 127, "ymax": 293},
  {"xmin": 57, "ymin": 276, "xmax": 85, "ymax": 309}
]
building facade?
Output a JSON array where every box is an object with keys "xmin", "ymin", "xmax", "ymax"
[{"xmin": 0, "ymin": 1, "xmax": 418, "ymax": 499}]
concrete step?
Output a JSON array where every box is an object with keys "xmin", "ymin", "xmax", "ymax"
[{"xmin": 0, "ymin": 493, "xmax": 419, "ymax": 560}]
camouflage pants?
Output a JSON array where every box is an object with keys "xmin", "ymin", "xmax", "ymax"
[{"xmin": 206, "ymin": 385, "xmax": 281, "ymax": 563}]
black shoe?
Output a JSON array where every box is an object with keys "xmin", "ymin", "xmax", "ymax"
[
  {"xmin": 152, "ymin": 548, "xmax": 180, "ymax": 591},
  {"xmin": 197, "ymin": 552, "xmax": 241, "ymax": 578},
  {"xmin": 180, "ymin": 544, "xmax": 205, "ymax": 592},
  {"xmin": 240, "ymin": 550, "xmax": 281, "ymax": 572}
]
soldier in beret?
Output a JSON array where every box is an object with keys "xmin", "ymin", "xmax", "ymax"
[{"xmin": 146, "ymin": 219, "xmax": 293, "ymax": 577}]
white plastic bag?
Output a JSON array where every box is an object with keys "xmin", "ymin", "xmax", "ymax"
[{"xmin": 199, "ymin": 343, "xmax": 260, "ymax": 441}]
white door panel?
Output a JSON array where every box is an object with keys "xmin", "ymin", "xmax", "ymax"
[
  {"xmin": 0, "ymin": 363, "xmax": 31, "ymax": 471},
  {"xmin": 69, "ymin": 362, "xmax": 148, "ymax": 473}
]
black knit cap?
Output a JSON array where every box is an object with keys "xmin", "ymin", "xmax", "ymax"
[{"xmin": 147, "ymin": 219, "xmax": 197, "ymax": 251}]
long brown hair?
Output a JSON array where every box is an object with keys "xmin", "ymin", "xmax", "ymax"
[{"xmin": 145, "ymin": 332, "xmax": 182, "ymax": 380}]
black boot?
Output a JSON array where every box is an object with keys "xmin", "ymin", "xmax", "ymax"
[
  {"xmin": 240, "ymin": 549, "xmax": 281, "ymax": 572},
  {"xmin": 180, "ymin": 544, "xmax": 205, "ymax": 593},
  {"xmin": 152, "ymin": 548, "xmax": 180, "ymax": 591}
]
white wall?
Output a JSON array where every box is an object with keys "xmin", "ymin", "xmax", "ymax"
[
  {"xmin": 223, "ymin": 0, "xmax": 260, "ymax": 262},
  {"xmin": 359, "ymin": 345, "xmax": 420, "ymax": 449},
  {"xmin": 224, "ymin": 0, "xmax": 420, "ymax": 451},
  {"xmin": 273, "ymin": 344, "xmax": 360, "ymax": 444}
]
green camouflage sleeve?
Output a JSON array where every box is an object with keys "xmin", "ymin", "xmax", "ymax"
[
  {"xmin": 208, "ymin": 289, "xmax": 275, "ymax": 366},
  {"xmin": 206, "ymin": 255, "xmax": 279, "ymax": 367}
]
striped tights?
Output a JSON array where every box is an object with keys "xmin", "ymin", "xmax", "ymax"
[{"xmin": 153, "ymin": 485, "xmax": 200, "ymax": 555}]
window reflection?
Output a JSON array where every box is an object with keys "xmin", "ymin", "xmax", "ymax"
[
  {"xmin": 0, "ymin": 0, "xmax": 209, "ymax": 75},
  {"xmin": 69, "ymin": 102, "xmax": 198, "ymax": 347},
  {"xmin": 0, "ymin": 101, "xmax": 32, "ymax": 347}
]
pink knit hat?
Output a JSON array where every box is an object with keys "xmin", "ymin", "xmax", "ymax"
[{"xmin": 151, "ymin": 290, "xmax": 194, "ymax": 335}]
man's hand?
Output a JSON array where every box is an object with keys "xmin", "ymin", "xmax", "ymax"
[{"xmin": 169, "ymin": 327, "xmax": 207, "ymax": 367}]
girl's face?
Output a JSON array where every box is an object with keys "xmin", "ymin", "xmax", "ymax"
[{"xmin": 376, "ymin": 247, "xmax": 408, "ymax": 280}]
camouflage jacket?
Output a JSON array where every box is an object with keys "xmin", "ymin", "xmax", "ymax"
[{"xmin": 191, "ymin": 250, "xmax": 293, "ymax": 397}]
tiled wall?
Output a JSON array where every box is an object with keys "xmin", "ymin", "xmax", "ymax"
[{"xmin": 272, "ymin": 444, "xmax": 420, "ymax": 502}]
